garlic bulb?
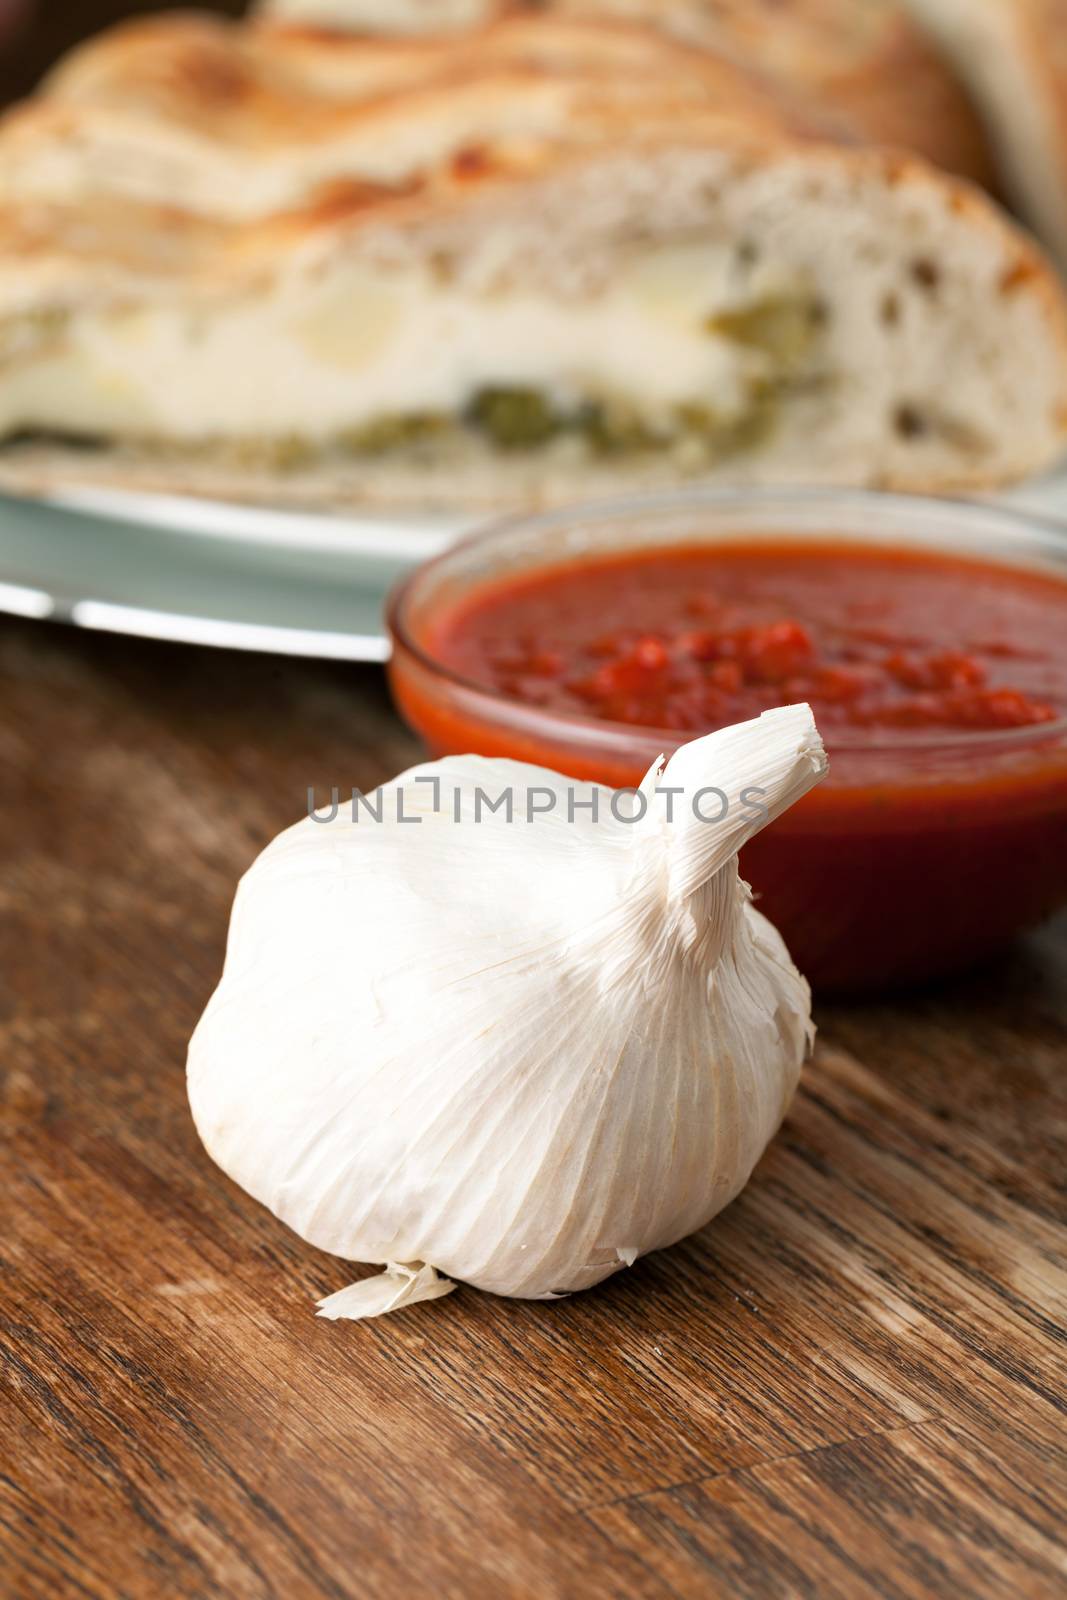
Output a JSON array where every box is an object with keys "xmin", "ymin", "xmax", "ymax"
[{"xmin": 188, "ymin": 703, "xmax": 826, "ymax": 1319}]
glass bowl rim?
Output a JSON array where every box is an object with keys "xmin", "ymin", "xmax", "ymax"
[{"xmin": 386, "ymin": 485, "xmax": 1067, "ymax": 756}]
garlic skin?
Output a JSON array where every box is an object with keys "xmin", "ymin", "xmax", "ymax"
[{"xmin": 188, "ymin": 704, "xmax": 826, "ymax": 1316}]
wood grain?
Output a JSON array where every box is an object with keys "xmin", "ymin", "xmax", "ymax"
[{"xmin": 1, "ymin": 614, "xmax": 1065, "ymax": 1600}]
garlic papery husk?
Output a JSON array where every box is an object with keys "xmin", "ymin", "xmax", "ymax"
[{"xmin": 187, "ymin": 703, "xmax": 827, "ymax": 1319}]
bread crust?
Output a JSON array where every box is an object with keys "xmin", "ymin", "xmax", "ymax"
[
  {"xmin": 0, "ymin": 13, "xmax": 832, "ymax": 223},
  {"xmin": 252, "ymin": 0, "xmax": 997, "ymax": 186},
  {"xmin": 38, "ymin": 12, "xmax": 828, "ymax": 143},
  {"xmin": 551, "ymin": 0, "xmax": 998, "ymax": 188},
  {"xmin": 0, "ymin": 127, "xmax": 1055, "ymax": 314},
  {"xmin": 1014, "ymin": 0, "xmax": 1067, "ymax": 258},
  {"xmin": 0, "ymin": 434, "xmax": 1047, "ymax": 512},
  {"xmin": 904, "ymin": 0, "xmax": 1067, "ymax": 262}
]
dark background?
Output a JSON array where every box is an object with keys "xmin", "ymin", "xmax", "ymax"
[{"xmin": 0, "ymin": 0, "xmax": 242, "ymax": 103}]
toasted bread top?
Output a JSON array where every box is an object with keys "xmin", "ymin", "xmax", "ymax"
[
  {"xmin": 252, "ymin": 0, "xmax": 998, "ymax": 185},
  {"xmin": 35, "ymin": 11, "xmax": 827, "ymax": 146},
  {"xmin": 0, "ymin": 11, "xmax": 847, "ymax": 230}
]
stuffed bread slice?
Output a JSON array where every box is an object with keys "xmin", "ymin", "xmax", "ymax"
[
  {"xmin": 252, "ymin": 0, "xmax": 997, "ymax": 190},
  {"xmin": 903, "ymin": 0, "xmax": 1067, "ymax": 266},
  {"xmin": 0, "ymin": 138, "xmax": 1064, "ymax": 509}
]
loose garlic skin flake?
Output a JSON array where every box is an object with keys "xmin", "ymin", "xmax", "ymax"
[{"xmin": 188, "ymin": 704, "xmax": 827, "ymax": 1319}]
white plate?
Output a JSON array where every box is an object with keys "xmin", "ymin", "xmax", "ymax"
[
  {"xmin": 47, "ymin": 484, "xmax": 476, "ymax": 561},
  {"xmin": 2, "ymin": 464, "xmax": 1066, "ymax": 661},
  {"xmin": 0, "ymin": 487, "xmax": 484, "ymax": 661}
]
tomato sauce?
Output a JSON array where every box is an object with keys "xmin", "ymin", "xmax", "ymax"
[
  {"xmin": 393, "ymin": 539, "xmax": 1067, "ymax": 992},
  {"xmin": 429, "ymin": 542, "xmax": 1064, "ymax": 738}
]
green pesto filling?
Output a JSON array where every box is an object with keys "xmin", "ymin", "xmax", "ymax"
[
  {"xmin": 247, "ymin": 385, "xmax": 783, "ymax": 474},
  {"xmin": 707, "ymin": 294, "xmax": 827, "ymax": 365},
  {"xmin": 327, "ymin": 291, "xmax": 827, "ymax": 462},
  {"xmin": 3, "ymin": 292, "xmax": 826, "ymax": 470},
  {"xmin": 0, "ymin": 307, "xmax": 71, "ymax": 365},
  {"xmin": 179, "ymin": 377, "xmax": 795, "ymax": 473}
]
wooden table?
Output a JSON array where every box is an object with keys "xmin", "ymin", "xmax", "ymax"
[{"xmin": 2, "ymin": 613, "xmax": 1065, "ymax": 1600}]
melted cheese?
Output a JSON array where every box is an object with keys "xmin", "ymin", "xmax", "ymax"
[{"xmin": 0, "ymin": 246, "xmax": 798, "ymax": 443}]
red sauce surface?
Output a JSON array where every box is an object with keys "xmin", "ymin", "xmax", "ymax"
[{"xmin": 430, "ymin": 542, "xmax": 1067, "ymax": 737}]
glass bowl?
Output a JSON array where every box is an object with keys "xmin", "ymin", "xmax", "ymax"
[{"xmin": 387, "ymin": 489, "xmax": 1067, "ymax": 993}]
